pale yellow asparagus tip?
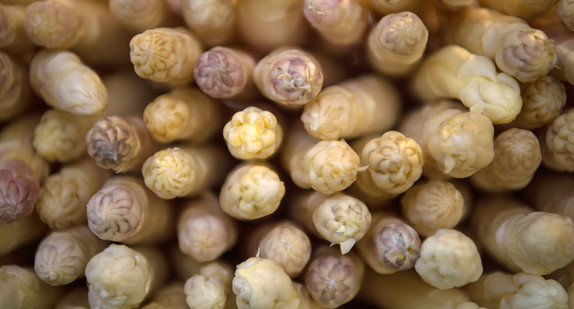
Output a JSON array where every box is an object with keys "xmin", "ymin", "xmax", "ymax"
[
  {"xmin": 223, "ymin": 106, "xmax": 283, "ymax": 160},
  {"xmin": 23, "ymin": 0, "xmax": 81, "ymax": 48},
  {"xmin": 258, "ymin": 222, "xmax": 312, "ymax": 277},
  {"xmin": 426, "ymin": 111, "xmax": 495, "ymax": 178},
  {"xmin": 232, "ymin": 257, "xmax": 300, "ymax": 309},
  {"xmin": 184, "ymin": 275, "xmax": 227, "ymax": 309},
  {"xmin": 129, "ymin": 27, "xmax": 202, "ymax": 85},
  {"xmin": 559, "ymin": 0, "xmax": 574, "ymax": 31},
  {"xmin": 362, "ymin": 131, "xmax": 423, "ymax": 194},
  {"xmin": 415, "ymin": 229, "xmax": 482, "ymax": 289},
  {"xmin": 254, "ymin": 48, "xmax": 323, "ymax": 106},
  {"xmin": 543, "ymin": 109, "xmax": 574, "ymax": 172},
  {"xmin": 401, "ymin": 180, "xmax": 465, "ymax": 237},
  {"xmin": 29, "ymin": 50, "xmax": 109, "ymax": 116},
  {"xmin": 220, "ymin": 163, "xmax": 285, "ymax": 220},
  {"xmin": 85, "ymin": 244, "xmax": 154, "ymax": 309},
  {"xmin": 512, "ymin": 75, "xmax": 566, "ymax": 129},
  {"xmin": 313, "ymin": 193, "xmax": 371, "ymax": 254}
]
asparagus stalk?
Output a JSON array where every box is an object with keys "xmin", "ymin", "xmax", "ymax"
[
  {"xmin": 194, "ymin": 46, "xmax": 257, "ymax": 100},
  {"xmin": 303, "ymin": 0, "xmax": 370, "ymax": 49},
  {"xmin": 471, "ymin": 195, "xmax": 574, "ymax": 275},
  {"xmin": 509, "ymin": 75, "xmax": 567, "ymax": 129},
  {"xmin": 356, "ymin": 211, "xmax": 421, "ymax": 274},
  {"xmin": 540, "ymin": 109, "xmax": 574, "ymax": 172},
  {"xmin": 0, "ymin": 265, "xmax": 63, "ymax": 309},
  {"xmin": 400, "ymin": 180, "xmax": 465, "ymax": 237},
  {"xmin": 36, "ymin": 156, "xmax": 110, "ymax": 230},
  {"xmin": 289, "ymin": 190, "xmax": 371, "ymax": 254},
  {"xmin": 219, "ymin": 162, "xmax": 285, "ymax": 221},
  {"xmin": 304, "ymin": 246, "xmax": 365, "ymax": 308},
  {"xmin": 86, "ymin": 175, "xmax": 175, "ymax": 245},
  {"xmin": 143, "ymin": 87, "xmax": 223, "ymax": 144},
  {"xmin": 24, "ymin": 0, "xmax": 131, "ymax": 65},
  {"xmin": 364, "ymin": 0, "xmax": 421, "ymax": 15},
  {"xmin": 86, "ymin": 115, "xmax": 160, "ymax": 173},
  {"xmin": 142, "ymin": 144, "xmax": 229, "ymax": 199},
  {"xmin": 34, "ymin": 225, "xmax": 107, "ymax": 286},
  {"xmin": 465, "ymin": 271, "xmax": 568, "ymax": 309},
  {"xmin": 415, "ymin": 229, "xmax": 482, "ymax": 289},
  {"xmin": 129, "ymin": 27, "xmax": 203, "ymax": 86},
  {"xmin": 232, "ymin": 257, "xmax": 301, "ymax": 309},
  {"xmin": 0, "ymin": 211, "xmax": 46, "ymax": 256},
  {"xmin": 109, "ymin": 0, "xmax": 180, "ymax": 33},
  {"xmin": 471, "ymin": 128, "xmax": 541, "ymax": 191},
  {"xmin": 524, "ymin": 170, "xmax": 574, "ymax": 220},
  {"xmin": 142, "ymin": 282, "xmax": 188, "ymax": 309},
  {"xmin": 29, "ymin": 49, "xmax": 108, "ymax": 116},
  {"xmin": 85, "ymin": 244, "xmax": 168, "ymax": 309},
  {"xmin": 222, "ymin": 106, "xmax": 283, "ymax": 160},
  {"xmin": 253, "ymin": 48, "xmax": 323, "ymax": 108},
  {"xmin": 477, "ymin": 0, "xmax": 558, "ymax": 19},
  {"xmin": 177, "ymin": 193, "xmax": 238, "ymax": 262},
  {"xmin": 412, "ymin": 45, "xmax": 522, "ymax": 124},
  {"xmin": 54, "ymin": 287, "xmax": 90, "ymax": 309},
  {"xmin": 367, "ymin": 11, "xmax": 429, "ymax": 77},
  {"xmin": 0, "ymin": 4, "xmax": 35, "ymax": 55},
  {"xmin": 101, "ymin": 69, "xmax": 156, "ymax": 118},
  {"xmin": 559, "ymin": 0, "xmax": 574, "ymax": 31},
  {"xmin": 301, "ymin": 73, "xmax": 401, "ymax": 141},
  {"xmin": 0, "ymin": 50, "xmax": 32, "ymax": 122},
  {"xmin": 236, "ymin": 0, "xmax": 309, "ymax": 53},
  {"xmin": 181, "ymin": 0, "xmax": 236, "ymax": 47},
  {"xmin": 443, "ymin": 6, "xmax": 556, "ymax": 82}
]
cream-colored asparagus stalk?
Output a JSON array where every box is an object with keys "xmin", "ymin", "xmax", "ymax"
[
  {"xmin": 36, "ymin": 157, "xmax": 110, "ymax": 230},
  {"xmin": 559, "ymin": 0, "xmax": 574, "ymax": 31},
  {"xmin": 109, "ymin": 0, "xmax": 180, "ymax": 33},
  {"xmin": 412, "ymin": 45, "xmax": 522, "ymax": 124},
  {"xmin": 471, "ymin": 195, "xmax": 574, "ymax": 275},
  {"xmin": 364, "ymin": 0, "xmax": 421, "ymax": 15},
  {"xmin": 232, "ymin": 257, "xmax": 301, "ymax": 309},
  {"xmin": 34, "ymin": 225, "xmax": 107, "ymax": 286},
  {"xmin": 101, "ymin": 69, "xmax": 155, "ymax": 118},
  {"xmin": 0, "ymin": 211, "xmax": 46, "ymax": 256},
  {"xmin": 304, "ymin": 246, "xmax": 365, "ymax": 308},
  {"xmin": 415, "ymin": 229, "xmax": 482, "ymax": 289},
  {"xmin": 24, "ymin": 0, "xmax": 130, "ymax": 65},
  {"xmin": 142, "ymin": 282, "xmax": 188, "ymax": 309},
  {"xmin": 29, "ymin": 49, "xmax": 108, "ymax": 116},
  {"xmin": 282, "ymin": 125, "xmax": 362, "ymax": 194},
  {"xmin": 524, "ymin": 170, "xmax": 574, "ymax": 221},
  {"xmin": 465, "ymin": 271, "xmax": 568, "ymax": 309},
  {"xmin": 0, "ymin": 265, "xmax": 63, "ymax": 309},
  {"xmin": 142, "ymin": 143, "xmax": 229, "ymax": 199},
  {"xmin": 181, "ymin": 0, "xmax": 236, "ymax": 47},
  {"xmin": 290, "ymin": 190, "xmax": 371, "ymax": 254},
  {"xmin": 303, "ymin": 0, "xmax": 369, "ymax": 48},
  {"xmin": 293, "ymin": 282, "xmax": 323, "ymax": 309},
  {"xmin": 252, "ymin": 221, "xmax": 312, "ymax": 277},
  {"xmin": 177, "ymin": 193, "xmax": 238, "ymax": 262},
  {"xmin": 471, "ymin": 128, "xmax": 541, "ymax": 191},
  {"xmin": 0, "ymin": 51, "xmax": 33, "ymax": 122},
  {"xmin": 359, "ymin": 268, "xmax": 480, "ymax": 309},
  {"xmin": 367, "ymin": 11, "xmax": 428, "ymax": 77},
  {"xmin": 401, "ymin": 180, "xmax": 465, "ymax": 237},
  {"xmin": 85, "ymin": 244, "xmax": 168, "ymax": 309},
  {"xmin": 236, "ymin": 0, "xmax": 309, "ymax": 53},
  {"xmin": 0, "ymin": 4, "xmax": 35, "ymax": 54},
  {"xmin": 436, "ymin": 0, "xmax": 475, "ymax": 9},
  {"xmin": 86, "ymin": 175, "xmax": 174, "ymax": 245},
  {"xmin": 129, "ymin": 27, "xmax": 203, "ymax": 86},
  {"xmin": 219, "ymin": 162, "xmax": 285, "ymax": 221},
  {"xmin": 541, "ymin": 109, "xmax": 574, "ymax": 172},
  {"xmin": 33, "ymin": 109, "xmax": 96, "ymax": 163},
  {"xmin": 509, "ymin": 75, "xmax": 567, "ymax": 129},
  {"xmin": 443, "ymin": 6, "xmax": 556, "ymax": 82},
  {"xmin": 301, "ymin": 73, "xmax": 401, "ymax": 140},
  {"xmin": 222, "ymin": 106, "xmax": 283, "ymax": 160},
  {"xmin": 54, "ymin": 287, "xmax": 90, "ymax": 309},
  {"xmin": 356, "ymin": 211, "xmax": 421, "ymax": 274},
  {"xmin": 143, "ymin": 87, "xmax": 223, "ymax": 144},
  {"xmin": 86, "ymin": 115, "xmax": 160, "ymax": 173},
  {"xmin": 253, "ymin": 48, "xmax": 323, "ymax": 107},
  {"xmin": 194, "ymin": 46, "xmax": 257, "ymax": 100},
  {"xmin": 184, "ymin": 262, "xmax": 234, "ymax": 309},
  {"xmin": 477, "ymin": 0, "xmax": 558, "ymax": 19}
]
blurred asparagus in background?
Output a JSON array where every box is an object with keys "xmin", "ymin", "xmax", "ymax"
[
  {"xmin": 0, "ymin": 4, "xmax": 35, "ymax": 55},
  {"xmin": 181, "ymin": 0, "xmax": 236, "ymax": 47},
  {"xmin": 109, "ymin": 0, "xmax": 181, "ymax": 33},
  {"xmin": 540, "ymin": 109, "xmax": 574, "ymax": 172},
  {"xmin": 0, "ymin": 265, "xmax": 63, "ymax": 309},
  {"xmin": 0, "ymin": 51, "xmax": 34, "ymax": 121}
]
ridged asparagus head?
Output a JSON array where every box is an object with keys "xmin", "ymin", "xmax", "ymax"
[
  {"xmin": 0, "ymin": 159, "xmax": 40, "ymax": 223},
  {"xmin": 372, "ymin": 222, "xmax": 421, "ymax": 271},
  {"xmin": 194, "ymin": 48, "xmax": 243, "ymax": 98},
  {"xmin": 86, "ymin": 116, "xmax": 139, "ymax": 172},
  {"xmin": 87, "ymin": 186, "xmax": 141, "ymax": 242}
]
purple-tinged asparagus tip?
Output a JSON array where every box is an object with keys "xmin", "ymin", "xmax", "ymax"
[
  {"xmin": 373, "ymin": 222, "xmax": 421, "ymax": 270},
  {"xmin": 0, "ymin": 159, "xmax": 40, "ymax": 223}
]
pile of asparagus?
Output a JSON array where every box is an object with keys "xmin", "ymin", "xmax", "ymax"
[{"xmin": 1, "ymin": 0, "xmax": 574, "ymax": 308}]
